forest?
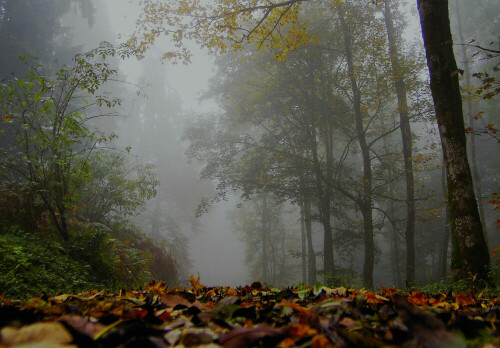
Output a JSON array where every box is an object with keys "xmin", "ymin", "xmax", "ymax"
[{"xmin": 0, "ymin": 0, "xmax": 499, "ymax": 346}]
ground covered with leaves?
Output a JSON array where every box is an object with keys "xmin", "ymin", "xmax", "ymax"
[{"xmin": 1, "ymin": 278, "xmax": 499, "ymax": 347}]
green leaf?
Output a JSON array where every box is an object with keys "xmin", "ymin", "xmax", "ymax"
[{"xmin": 313, "ymin": 282, "xmax": 323, "ymax": 296}]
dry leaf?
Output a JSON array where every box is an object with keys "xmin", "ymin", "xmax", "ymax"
[{"xmin": 1, "ymin": 322, "xmax": 73, "ymax": 347}]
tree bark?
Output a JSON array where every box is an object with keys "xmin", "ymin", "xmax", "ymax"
[
  {"xmin": 439, "ymin": 165, "xmax": 450, "ymax": 279},
  {"xmin": 261, "ymin": 193, "xmax": 269, "ymax": 282},
  {"xmin": 304, "ymin": 195, "xmax": 317, "ymax": 285},
  {"xmin": 383, "ymin": 0, "xmax": 416, "ymax": 286},
  {"xmin": 300, "ymin": 206, "xmax": 307, "ymax": 284},
  {"xmin": 309, "ymin": 130, "xmax": 335, "ymax": 281},
  {"xmin": 151, "ymin": 196, "xmax": 162, "ymax": 240},
  {"xmin": 383, "ymin": 135, "xmax": 402, "ymax": 287},
  {"xmin": 306, "ymin": 92, "xmax": 335, "ymax": 280},
  {"xmin": 337, "ymin": 4, "xmax": 374, "ymax": 289},
  {"xmin": 417, "ymin": 0, "xmax": 490, "ymax": 281},
  {"xmin": 453, "ymin": 0, "xmax": 488, "ymax": 244}
]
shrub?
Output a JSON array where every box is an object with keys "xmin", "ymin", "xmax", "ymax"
[
  {"xmin": 0, "ymin": 230, "xmax": 104, "ymax": 299},
  {"xmin": 66, "ymin": 222, "xmax": 117, "ymax": 288},
  {"xmin": 108, "ymin": 223, "xmax": 178, "ymax": 286}
]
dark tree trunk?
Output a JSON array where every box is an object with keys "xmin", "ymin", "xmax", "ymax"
[
  {"xmin": 310, "ymin": 140, "xmax": 335, "ymax": 280},
  {"xmin": 307, "ymin": 106, "xmax": 334, "ymax": 280},
  {"xmin": 261, "ymin": 193, "xmax": 269, "ymax": 282},
  {"xmin": 391, "ymin": 223, "xmax": 402, "ymax": 286},
  {"xmin": 304, "ymin": 196, "xmax": 317, "ymax": 285},
  {"xmin": 337, "ymin": 4, "xmax": 374, "ymax": 289},
  {"xmin": 40, "ymin": 191, "xmax": 69, "ymax": 242},
  {"xmin": 439, "ymin": 165, "xmax": 450, "ymax": 279},
  {"xmin": 417, "ymin": 0, "xmax": 490, "ymax": 281},
  {"xmin": 383, "ymin": 0, "xmax": 416, "ymax": 286},
  {"xmin": 384, "ymin": 136, "xmax": 402, "ymax": 287},
  {"xmin": 300, "ymin": 206, "xmax": 307, "ymax": 284},
  {"xmin": 59, "ymin": 204, "xmax": 69, "ymax": 241},
  {"xmin": 454, "ymin": 0, "xmax": 488, "ymax": 244},
  {"xmin": 151, "ymin": 196, "xmax": 162, "ymax": 240}
]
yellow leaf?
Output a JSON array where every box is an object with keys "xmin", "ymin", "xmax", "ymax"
[
  {"xmin": 2, "ymin": 114, "xmax": 11, "ymax": 122},
  {"xmin": 189, "ymin": 273, "xmax": 205, "ymax": 292}
]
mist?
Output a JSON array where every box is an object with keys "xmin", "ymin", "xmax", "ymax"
[
  {"xmin": 0, "ymin": 0, "xmax": 498, "ymax": 292},
  {"xmin": 66, "ymin": 0, "xmax": 251, "ymax": 286}
]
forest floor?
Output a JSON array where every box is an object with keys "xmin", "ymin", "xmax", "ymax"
[{"xmin": 1, "ymin": 277, "xmax": 499, "ymax": 347}]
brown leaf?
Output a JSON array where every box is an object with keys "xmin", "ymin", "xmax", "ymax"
[
  {"xmin": 394, "ymin": 294, "xmax": 466, "ymax": 347},
  {"xmin": 219, "ymin": 325, "xmax": 283, "ymax": 348},
  {"xmin": 338, "ymin": 317, "xmax": 357, "ymax": 329},
  {"xmin": 160, "ymin": 293, "xmax": 209, "ymax": 311},
  {"xmin": 180, "ymin": 328, "xmax": 217, "ymax": 346},
  {"xmin": 1, "ymin": 322, "xmax": 74, "ymax": 347},
  {"xmin": 160, "ymin": 294, "xmax": 192, "ymax": 308},
  {"xmin": 58, "ymin": 315, "xmax": 105, "ymax": 338}
]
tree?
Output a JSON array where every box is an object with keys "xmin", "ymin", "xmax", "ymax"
[
  {"xmin": 0, "ymin": 0, "xmax": 95, "ymax": 79},
  {"xmin": 381, "ymin": 0, "xmax": 416, "ymax": 285},
  {"xmin": 335, "ymin": 2, "xmax": 376, "ymax": 289},
  {"xmin": 0, "ymin": 46, "xmax": 126, "ymax": 241},
  {"xmin": 185, "ymin": 46, "xmax": 329, "ymax": 281},
  {"xmin": 78, "ymin": 151, "xmax": 158, "ymax": 223},
  {"xmin": 229, "ymin": 194, "xmax": 298, "ymax": 285},
  {"xmin": 130, "ymin": 0, "xmax": 492, "ymax": 283},
  {"xmin": 417, "ymin": 0, "xmax": 490, "ymax": 281}
]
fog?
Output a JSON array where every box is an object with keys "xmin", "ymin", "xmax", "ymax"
[
  {"xmin": 1, "ymin": 0, "xmax": 498, "ymax": 289},
  {"xmin": 65, "ymin": 0, "xmax": 251, "ymax": 286}
]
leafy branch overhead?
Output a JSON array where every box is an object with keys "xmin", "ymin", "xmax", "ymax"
[
  {"xmin": 0, "ymin": 43, "xmax": 155, "ymax": 241},
  {"xmin": 127, "ymin": 0, "xmax": 339, "ymax": 62}
]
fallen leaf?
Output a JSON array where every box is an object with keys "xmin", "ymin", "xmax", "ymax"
[
  {"xmin": 58, "ymin": 315, "xmax": 105, "ymax": 338},
  {"xmin": 288, "ymin": 323, "xmax": 317, "ymax": 338},
  {"xmin": 1, "ymin": 322, "xmax": 74, "ymax": 347},
  {"xmin": 219, "ymin": 325, "xmax": 283, "ymax": 348},
  {"xmin": 312, "ymin": 334, "xmax": 333, "ymax": 347},
  {"xmin": 338, "ymin": 317, "xmax": 357, "ymax": 329}
]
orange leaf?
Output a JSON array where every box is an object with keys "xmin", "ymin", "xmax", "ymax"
[
  {"xmin": 280, "ymin": 300, "xmax": 311, "ymax": 314},
  {"xmin": 278, "ymin": 337, "xmax": 296, "ymax": 347},
  {"xmin": 189, "ymin": 273, "xmax": 205, "ymax": 292},
  {"xmin": 312, "ymin": 334, "xmax": 333, "ymax": 347},
  {"xmin": 289, "ymin": 323, "xmax": 317, "ymax": 338},
  {"xmin": 406, "ymin": 291, "xmax": 428, "ymax": 306},
  {"xmin": 225, "ymin": 288, "xmax": 238, "ymax": 296}
]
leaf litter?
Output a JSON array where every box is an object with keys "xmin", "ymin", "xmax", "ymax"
[{"xmin": 1, "ymin": 280, "xmax": 499, "ymax": 347}]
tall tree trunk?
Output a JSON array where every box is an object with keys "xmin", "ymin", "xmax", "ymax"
[
  {"xmin": 417, "ymin": 0, "xmax": 490, "ymax": 281},
  {"xmin": 58, "ymin": 204, "xmax": 69, "ymax": 241},
  {"xmin": 310, "ymin": 137, "xmax": 335, "ymax": 280},
  {"xmin": 0, "ymin": 0, "xmax": 6, "ymax": 34},
  {"xmin": 391, "ymin": 223, "xmax": 402, "ymax": 286},
  {"xmin": 300, "ymin": 206, "xmax": 307, "ymax": 284},
  {"xmin": 268, "ymin": 211, "xmax": 277, "ymax": 283},
  {"xmin": 384, "ymin": 136, "xmax": 402, "ymax": 287},
  {"xmin": 337, "ymin": 4, "xmax": 374, "ymax": 289},
  {"xmin": 454, "ymin": 0, "xmax": 488, "ymax": 244},
  {"xmin": 307, "ymin": 106, "xmax": 334, "ymax": 280},
  {"xmin": 439, "ymin": 165, "xmax": 451, "ymax": 279},
  {"xmin": 304, "ymin": 195, "xmax": 317, "ymax": 285},
  {"xmin": 151, "ymin": 196, "xmax": 162, "ymax": 240},
  {"xmin": 383, "ymin": 0, "xmax": 416, "ymax": 286},
  {"xmin": 261, "ymin": 193, "xmax": 269, "ymax": 282},
  {"xmin": 54, "ymin": 161, "xmax": 69, "ymax": 242}
]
